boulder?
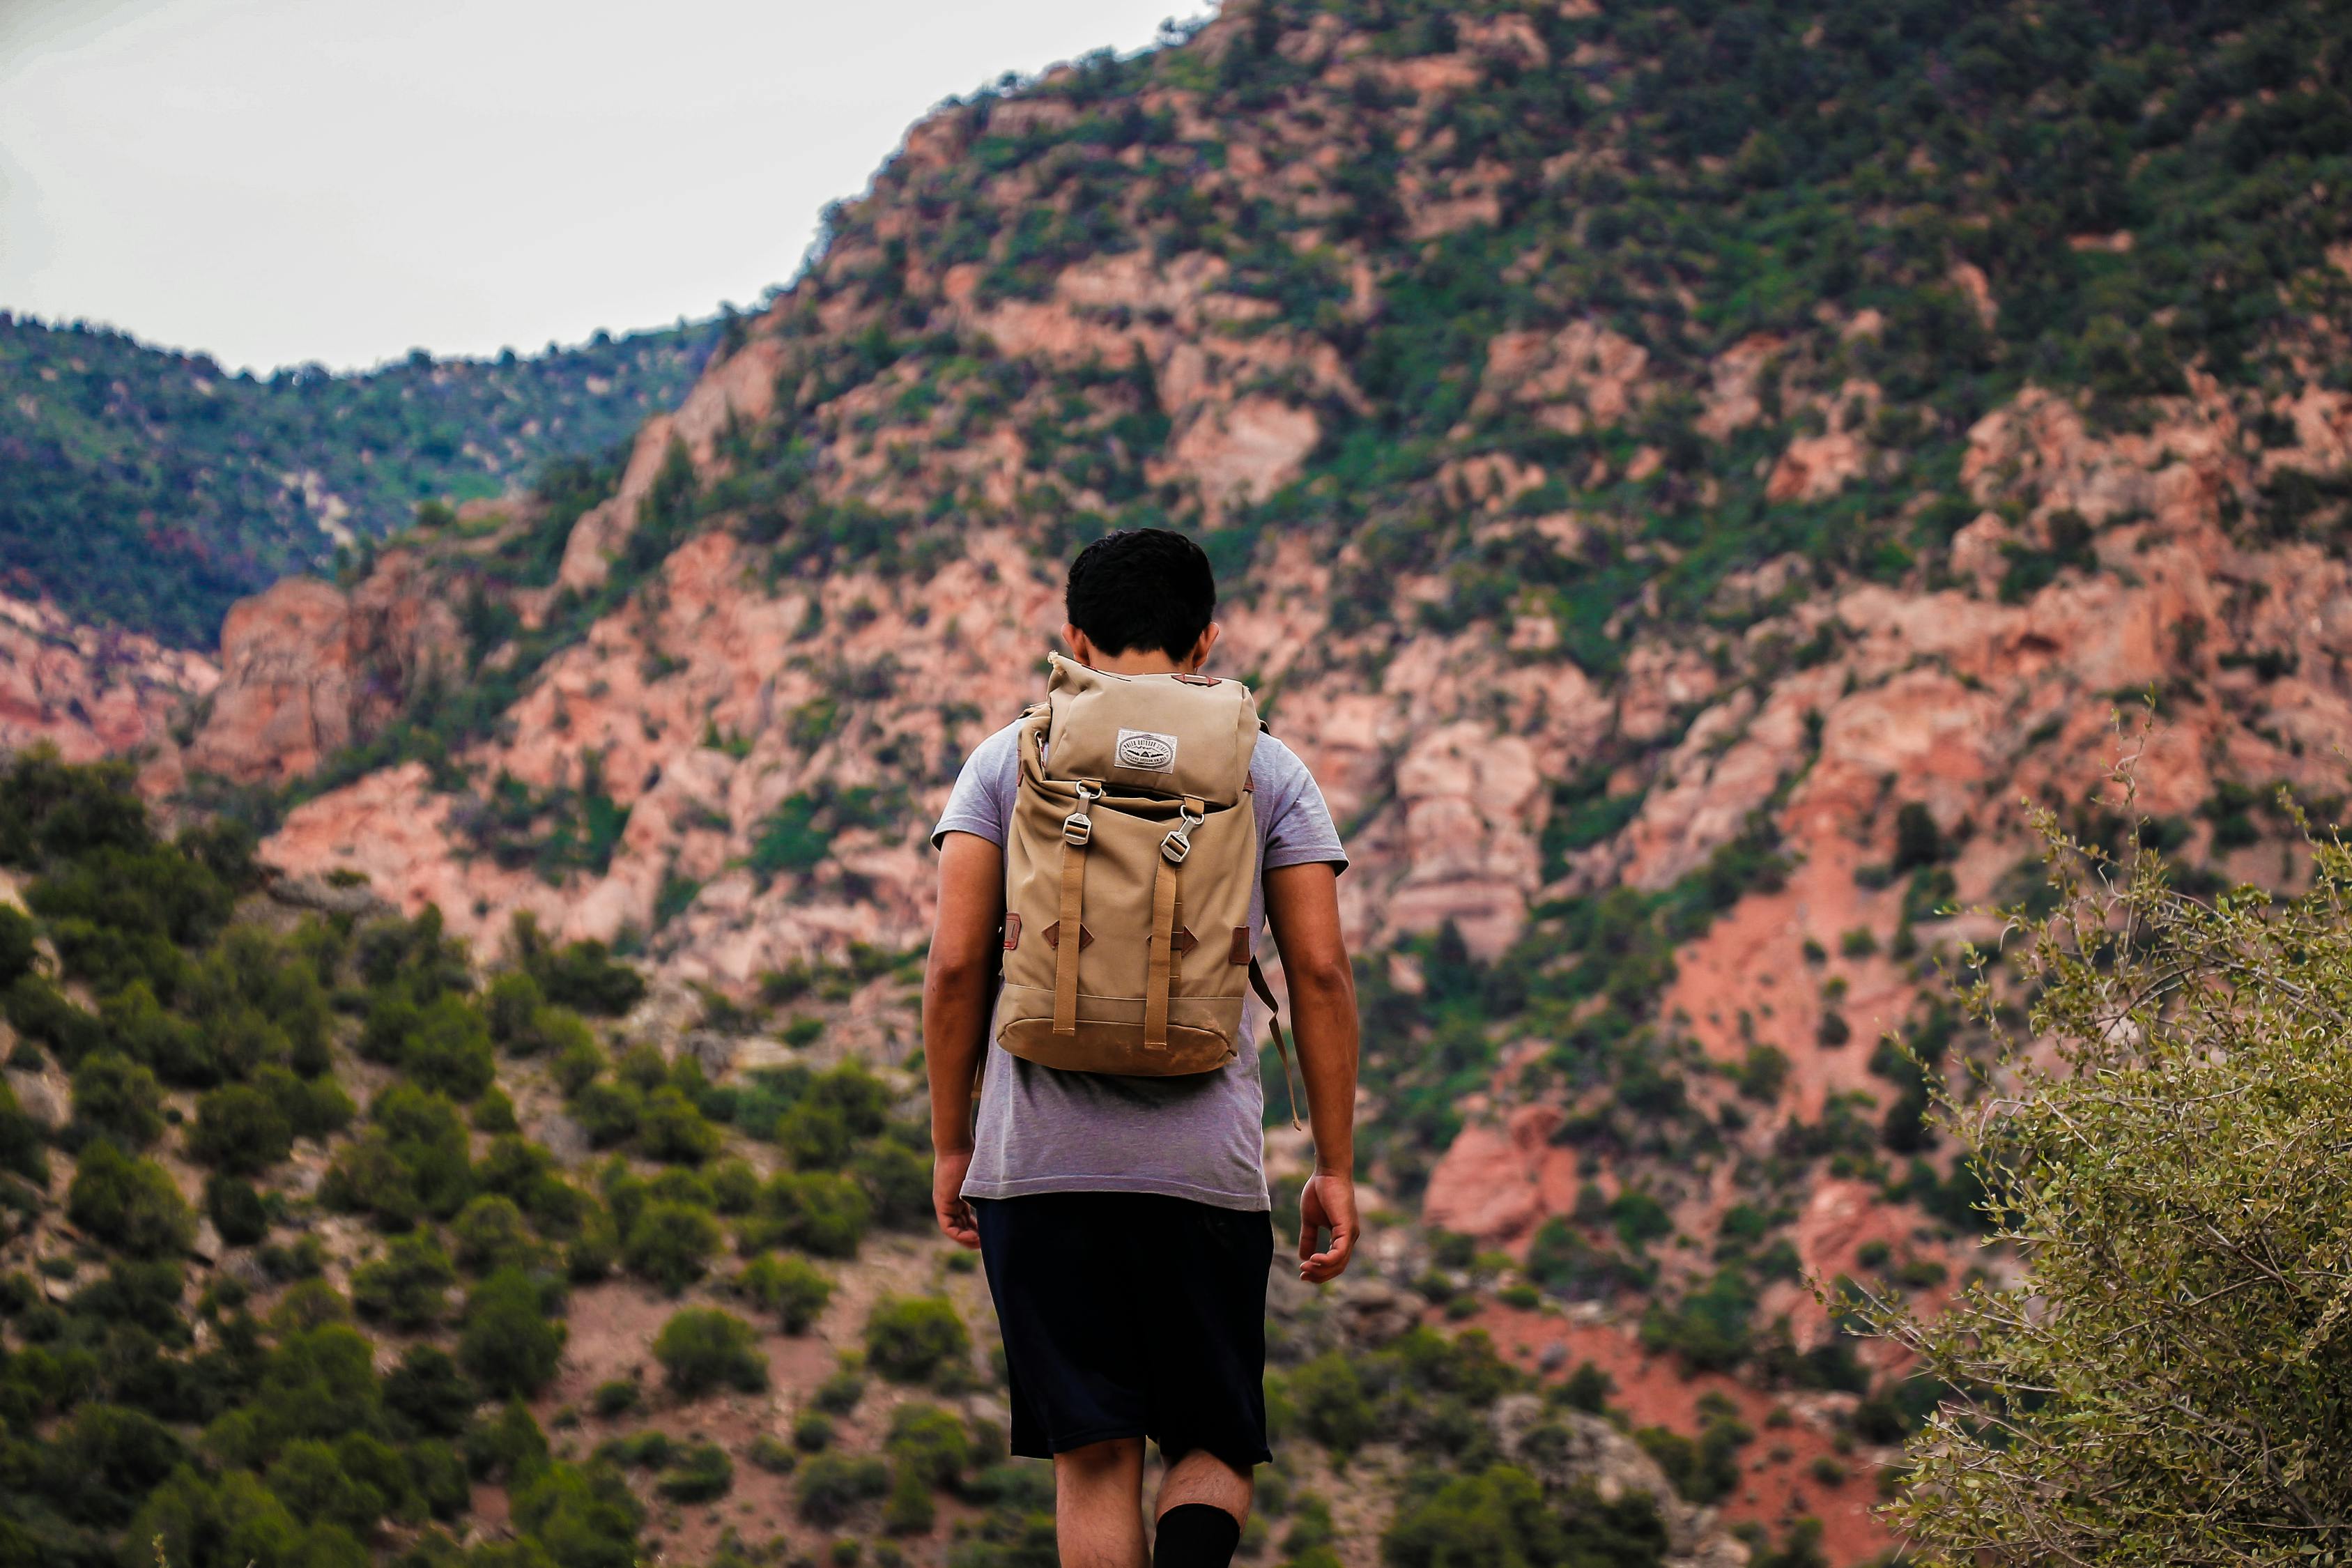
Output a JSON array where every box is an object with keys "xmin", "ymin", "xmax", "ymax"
[
  {"xmin": 3, "ymin": 1066, "xmax": 65, "ymax": 1129},
  {"xmin": 530, "ymin": 1113, "xmax": 592, "ymax": 1168},
  {"xmin": 1329, "ymin": 1277, "xmax": 1418, "ymax": 1350}
]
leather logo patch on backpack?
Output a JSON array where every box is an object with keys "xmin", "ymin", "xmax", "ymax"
[{"xmin": 1114, "ymin": 728, "xmax": 1179, "ymax": 772}]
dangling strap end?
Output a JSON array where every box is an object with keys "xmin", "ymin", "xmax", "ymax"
[{"xmin": 1247, "ymin": 957, "xmax": 1304, "ymax": 1131}]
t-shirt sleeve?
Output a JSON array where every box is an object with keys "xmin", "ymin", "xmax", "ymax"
[
  {"xmin": 1259, "ymin": 738, "xmax": 1348, "ymax": 875},
  {"xmin": 931, "ymin": 723, "xmax": 1022, "ymax": 850}
]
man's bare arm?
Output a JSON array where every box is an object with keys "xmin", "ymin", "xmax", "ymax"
[
  {"xmin": 923, "ymin": 831, "xmax": 1005, "ymax": 1248},
  {"xmin": 1263, "ymin": 861, "xmax": 1360, "ymax": 1283}
]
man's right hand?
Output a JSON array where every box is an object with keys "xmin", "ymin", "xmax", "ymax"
[
  {"xmin": 934, "ymin": 1146, "xmax": 979, "ymax": 1249},
  {"xmin": 1297, "ymin": 1168, "xmax": 1360, "ymax": 1283}
]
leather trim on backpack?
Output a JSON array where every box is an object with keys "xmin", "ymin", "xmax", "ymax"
[
  {"xmin": 1002, "ymin": 914, "xmax": 1022, "ymax": 951},
  {"xmin": 1000, "ymin": 1015, "xmax": 1235, "ymax": 1075},
  {"xmin": 1040, "ymin": 921, "xmax": 1094, "ymax": 949}
]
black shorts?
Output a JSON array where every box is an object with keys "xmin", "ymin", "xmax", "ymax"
[{"xmin": 971, "ymin": 1191, "xmax": 1274, "ymax": 1469}]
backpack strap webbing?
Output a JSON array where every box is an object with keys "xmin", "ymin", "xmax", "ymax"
[
  {"xmin": 1144, "ymin": 794, "xmax": 1206, "ymax": 1053},
  {"xmin": 1144, "ymin": 859, "xmax": 1178, "ymax": 1050},
  {"xmin": 1247, "ymin": 957, "xmax": 1305, "ymax": 1132},
  {"xmin": 1052, "ymin": 781, "xmax": 1102, "ymax": 1037}
]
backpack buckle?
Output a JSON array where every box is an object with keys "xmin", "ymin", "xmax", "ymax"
[
  {"xmin": 1063, "ymin": 783, "xmax": 1101, "ymax": 847},
  {"xmin": 1160, "ymin": 804, "xmax": 1204, "ymax": 865}
]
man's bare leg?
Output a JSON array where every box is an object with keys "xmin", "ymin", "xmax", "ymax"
[
  {"xmin": 1056, "ymin": 1436, "xmax": 1148, "ymax": 1568},
  {"xmin": 1156, "ymin": 1449, "xmax": 1251, "ymax": 1520},
  {"xmin": 1153, "ymin": 1450, "xmax": 1251, "ymax": 1566}
]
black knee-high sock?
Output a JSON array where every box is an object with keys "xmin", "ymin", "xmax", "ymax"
[{"xmin": 1154, "ymin": 1503, "xmax": 1242, "ymax": 1568}]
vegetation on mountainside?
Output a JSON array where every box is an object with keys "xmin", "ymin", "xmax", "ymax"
[
  {"xmin": 0, "ymin": 314, "xmax": 716, "ymax": 645},
  {"xmin": 0, "ymin": 751, "xmax": 1852, "ymax": 1564},
  {"xmin": 1857, "ymin": 804, "xmax": 2352, "ymax": 1564},
  {"xmin": 750, "ymin": 0, "xmax": 2352, "ymax": 627},
  {"xmin": 0, "ymin": 753, "xmax": 977, "ymax": 1565}
]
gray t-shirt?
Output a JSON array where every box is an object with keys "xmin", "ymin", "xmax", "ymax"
[{"xmin": 931, "ymin": 720, "xmax": 1347, "ymax": 1212}]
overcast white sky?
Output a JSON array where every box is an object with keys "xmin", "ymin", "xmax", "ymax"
[{"xmin": 0, "ymin": 0, "xmax": 1214, "ymax": 373}]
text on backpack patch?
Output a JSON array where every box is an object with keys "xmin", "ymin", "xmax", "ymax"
[{"xmin": 1114, "ymin": 728, "xmax": 1180, "ymax": 772}]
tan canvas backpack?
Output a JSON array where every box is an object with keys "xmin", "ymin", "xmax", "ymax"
[{"xmin": 992, "ymin": 654, "xmax": 1300, "ymax": 1119}]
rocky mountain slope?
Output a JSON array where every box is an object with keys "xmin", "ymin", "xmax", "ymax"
[
  {"xmin": 0, "ymin": 312, "xmax": 718, "ymax": 645},
  {"xmin": 8, "ymin": 0, "xmax": 2352, "ymax": 1562}
]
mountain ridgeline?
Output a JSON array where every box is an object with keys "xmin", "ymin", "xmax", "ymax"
[
  {"xmin": 0, "ymin": 312, "xmax": 720, "ymax": 645},
  {"xmin": 6, "ymin": 0, "xmax": 2352, "ymax": 1564}
]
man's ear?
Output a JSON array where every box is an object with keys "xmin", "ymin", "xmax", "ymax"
[
  {"xmin": 1063, "ymin": 623, "xmax": 1096, "ymax": 668},
  {"xmin": 1187, "ymin": 622, "xmax": 1222, "ymax": 670}
]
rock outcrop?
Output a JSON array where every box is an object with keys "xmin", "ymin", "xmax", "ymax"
[
  {"xmin": 187, "ymin": 551, "xmax": 464, "ymax": 785},
  {"xmin": 0, "ymin": 593, "xmax": 215, "ymax": 793}
]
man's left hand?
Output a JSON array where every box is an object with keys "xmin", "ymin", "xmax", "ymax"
[{"xmin": 934, "ymin": 1147, "xmax": 980, "ymax": 1249}]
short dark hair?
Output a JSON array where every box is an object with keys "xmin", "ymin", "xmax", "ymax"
[{"xmin": 1064, "ymin": 528, "xmax": 1217, "ymax": 660}]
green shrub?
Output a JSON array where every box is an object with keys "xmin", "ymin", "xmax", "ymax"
[
  {"xmin": 458, "ymin": 1268, "xmax": 567, "ymax": 1397},
  {"xmin": 385, "ymin": 1346, "xmax": 477, "ymax": 1440},
  {"xmin": 813, "ymin": 1364, "xmax": 866, "ymax": 1415},
  {"xmin": 735, "ymin": 1252, "xmax": 834, "ymax": 1333},
  {"xmin": 205, "ymin": 1170, "xmax": 270, "ymax": 1246},
  {"xmin": 266, "ymin": 1436, "xmax": 390, "ymax": 1537},
  {"xmin": 1735, "ymin": 1044, "xmax": 1789, "ymax": 1102},
  {"xmin": 0, "ymin": 1077, "xmax": 44, "ymax": 1186},
  {"xmin": 883, "ymin": 1464, "xmax": 935, "ymax": 1535},
  {"xmin": 571, "ymin": 1076, "xmax": 643, "ymax": 1147},
  {"xmin": 1288, "ymin": 1351, "xmax": 1374, "ymax": 1454},
  {"xmin": 636, "ymin": 1084, "xmax": 721, "ymax": 1164},
  {"xmin": 854, "ymin": 1141, "xmax": 932, "ymax": 1229},
  {"xmin": 319, "ymin": 1082, "xmax": 475, "ymax": 1229},
  {"xmin": 8, "ymin": 974, "xmax": 104, "ymax": 1063},
  {"xmin": 745, "ymin": 1170, "xmax": 871, "ymax": 1258},
  {"xmin": 0, "ymin": 905, "xmax": 36, "ymax": 990},
  {"xmin": 39, "ymin": 1401, "xmax": 186, "ymax": 1527},
  {"xmin": 471, "ymin": 1085, "xmax": 519, "ymax": 1133},
  {"xmin": 863, "ymin": 1295, "xmax": 969, "ymax": 1384},
  {"xmin": 67, "ymin": 1139, "xmax": 194, "ymax": 1252},
  {"xmin": 794, "ymin": 1410, "xmax": 836, "ymax": 1452},
  {"xmin": 401, "ymin": 994, "xmax": 498, "ymax": 1100},
  {"xmin": 1609, "ymin": 1189, "xmax": 1674, "ymax": 1251},
  {"xmin": 450, "ymin": 1194, "xmax": 545, "ymax": 1275},
  {"xmin": 1638, "ymin": 1268, "xmax": 1756, "ymax": 1372},
  {"xmin": 68, "ymin": 1050, "xmax": 164, "ymax": 1148},
  {"xmin": 885, "ymin": 1401, "xmax": 971, "ymax": 1488},
  {"xmin": 1634, "ymin": 1413, "xmax": 1748, "ymax": 1505},
  {"xmin": 622, "ymin": 1197, "xmax": 720, "ymax": 1293},
  {"xmin": 653, "ymin": 1307, "xmax": 767, "ymax": 1398},
  {"xmin": 517, "ymin": 923, "xmax": 647, "ymax": 1016},
  {"xmin": 547, "ymin": 1020, "xmax": 604, "ymax": 1094},
  {"xmin": 590, "ymin": 1377, "xmax": 641, "ymax": 1419},
  {"xmin": 187, "ymin": 1082, "xmax": 294, "ymax": 1174},
  {"xmin": 778, "ymin": 1100, "xmax": 852, "ymax": 1169},
  {"xmin": 656, "ymin": 1438, "xmax": 735, "ymax": 1502},
  {"xmin": 483, "ymin": 969, "xmax": 546, "ymax": 1046},
  {"xmin": 795, "ymin": 1452, "xmax": 889, "ymax": 1526},
  {"xmin": 1384, "ymin": 1464, "xmax": 1667, "ymax": 1568},
  {"xmin": 707, "ymin": 1155, "xmax": 760, "ymax": 1213},
  {"xmin": 353, "ymin": 1232, "xmax": 459, "ymax": 1329},
  {"xmin": 748, "ymin": 1434, "xmax": 798, "ymax": 1473}
]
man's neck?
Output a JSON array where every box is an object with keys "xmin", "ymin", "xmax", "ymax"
[{"xmin": 1088, "ymin": 653, "xmax": 1190, "ymax": 676}]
